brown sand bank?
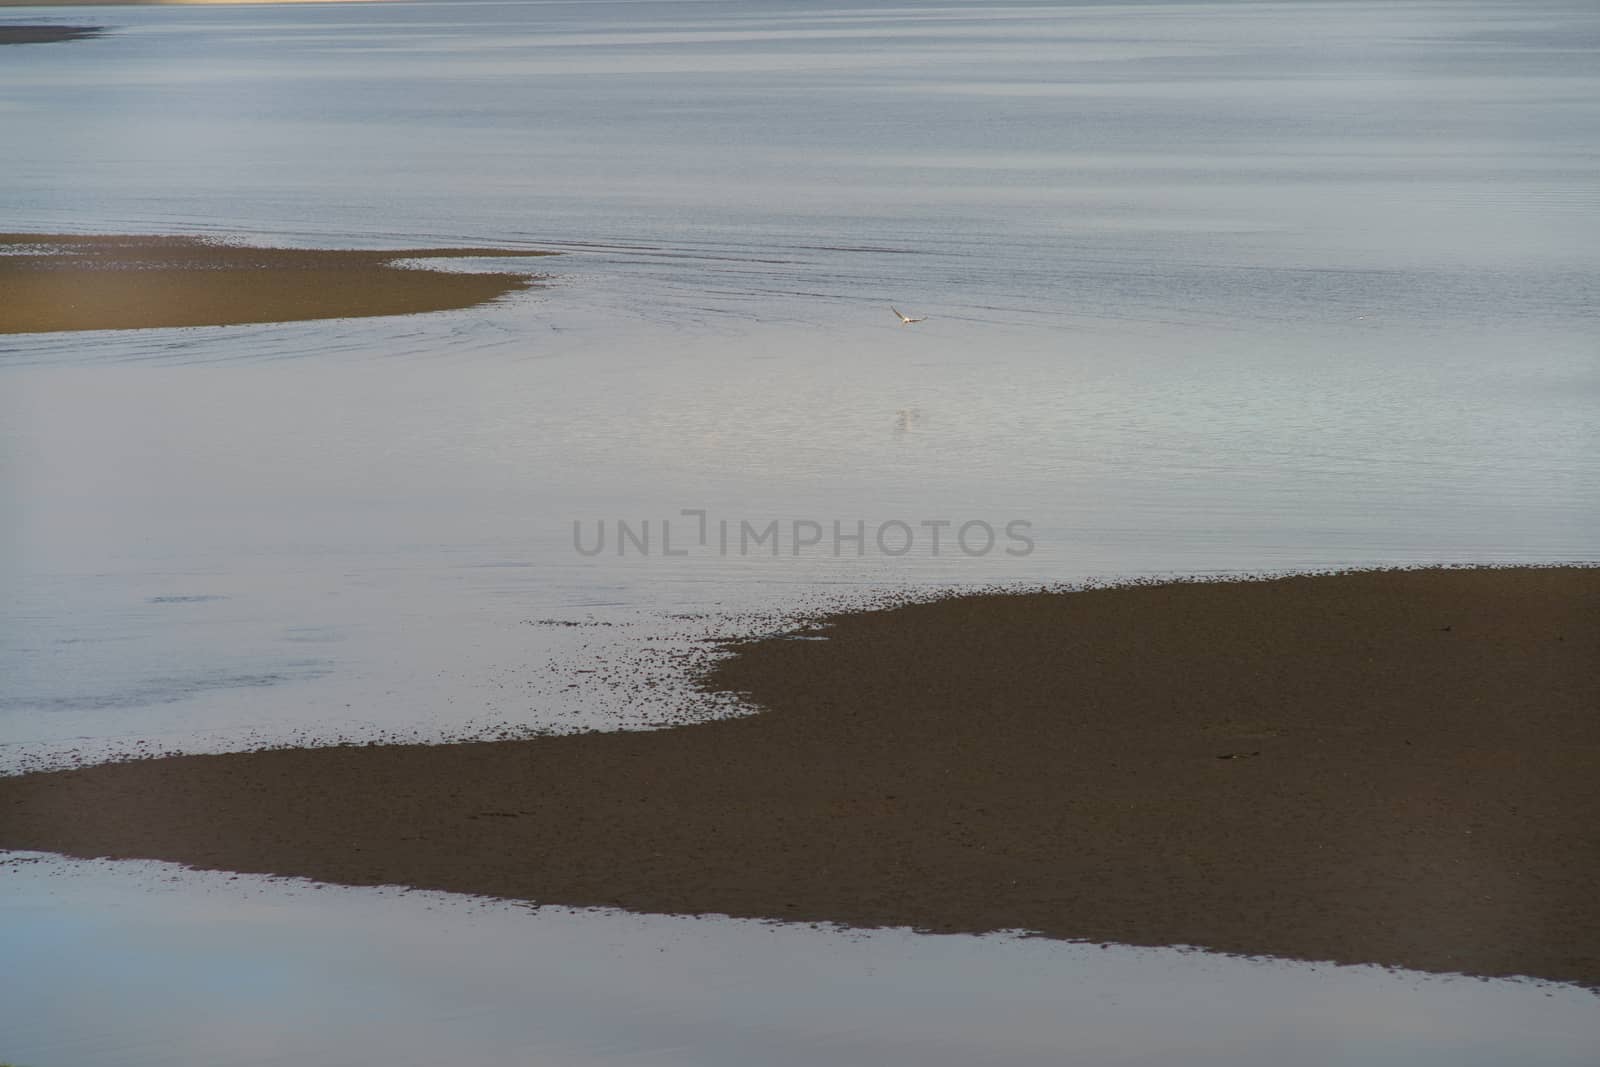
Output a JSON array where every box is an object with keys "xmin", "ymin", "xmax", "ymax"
[
  {"xmin": 0, "ymin": 24, "xmax": 102, "ymax": 43},
  {"xmin": 0, "ymin": 234, "xmax": 554, "ymax": 334},
  {"xmin": 2, "ymin": 567, "xmax": 1596, "ymax": 986}
]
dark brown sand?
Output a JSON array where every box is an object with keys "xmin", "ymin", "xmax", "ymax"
[
  {"xmin": 0, "ymin": 234, "xmax": 554, "ymax": 334},
  {"xmin": 0, "ymin": 25, "xmax": 102, "ymax": 44},
  {"xmin": 2, "ymin": 567, "xmax": 1596, "ymax": 986}
]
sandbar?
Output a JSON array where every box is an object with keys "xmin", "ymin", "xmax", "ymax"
[
  {"xmin": 1, "ymin": 567, "xmax": 1595, "ymax": 987},
  {"xmin": 0, "ymin": 233, "xmax": 554, "ymax": 334},
  {"xmin": 0, "ymin": 24, "xmax": 102, "ymax": 43}
]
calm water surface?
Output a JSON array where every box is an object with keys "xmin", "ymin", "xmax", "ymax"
[{"xmin": 2, "ymin": 0, "xmax": 1598, "ymax": 1061}]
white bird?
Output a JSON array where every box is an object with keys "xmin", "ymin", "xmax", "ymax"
[{"xmin": 890, "ymin": 306, "xmax": 926, "ymax": 325}]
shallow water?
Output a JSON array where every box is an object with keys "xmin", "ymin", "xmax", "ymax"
[
  {"xmin": 3, "ymin": 0, "xmax": 1597, "ymax": 763},
  {"xmin": 2, "ymin": 0, "xmax": 1598, "ymax": 1059},
  {"xmin": 5, "ymin": 853, "xmax": 1598, "ymax": 1067}
]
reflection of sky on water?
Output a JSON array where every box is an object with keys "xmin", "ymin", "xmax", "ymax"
[
  {"xmin": 4, "ymin": 853, "xmax": 1596, "ymax": 1067},
  {"xmin": 3, "ymin": 269, "xmax": 1593, "ymax": 770}
]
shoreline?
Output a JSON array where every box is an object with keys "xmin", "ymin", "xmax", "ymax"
[
  {"xmin": 0, "ymin": 233, "xmax": 555, "ymax": 334},
  {"xmin": 1, "ymin": 566, "xmax": 1595, "ymax": 988}
]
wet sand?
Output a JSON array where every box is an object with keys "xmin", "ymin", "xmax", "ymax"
[
  {"xmin": 1, "ymin": 567, "xmax": 1596, "ymax": 987},
  {"xmin": 0, "ymin": 25, "xmax": 102, "ymax": 44},
  {"xmin": 0, "ymin": 234, "xmax": 553, "ymax": 334}
]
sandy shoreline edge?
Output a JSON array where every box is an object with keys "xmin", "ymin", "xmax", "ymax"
[
  {"xmin": 0, "ymin": 233, "xmax": 555, "ymax": 334},
  {"xmin": 2, "ymin": 566, "xmax": 1596, "ymax": 988}
]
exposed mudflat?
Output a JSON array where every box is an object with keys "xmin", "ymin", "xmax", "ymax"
[
  {"xmin": 0, "ymin": 233, "xmax": 553, "ymax": 333},
  {"xmin": 1, "ymin": 567, "xmax": 1595, "ymax": 987},
  {"xmin": 0, "ymin": 25, "xmax": 103, "ymax": 45}
]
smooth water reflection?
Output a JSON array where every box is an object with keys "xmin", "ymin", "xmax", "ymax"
[
  {"xmin": 3, "ymin": 263, "xmax": 1594, "ymax": 770},
  {"xmin": 3, "ymin": 853, "xmax": 1596, "ymax": 1067}
]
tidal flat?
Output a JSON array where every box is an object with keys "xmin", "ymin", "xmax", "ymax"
[{"xmin": 4, "ymin": 567, "xmax": 1595, "ymax": 988}]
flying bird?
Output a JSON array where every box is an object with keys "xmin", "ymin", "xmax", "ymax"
[{"xmin": 890, "ymin": 306, "xmax": 926, "ymax": 325}]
